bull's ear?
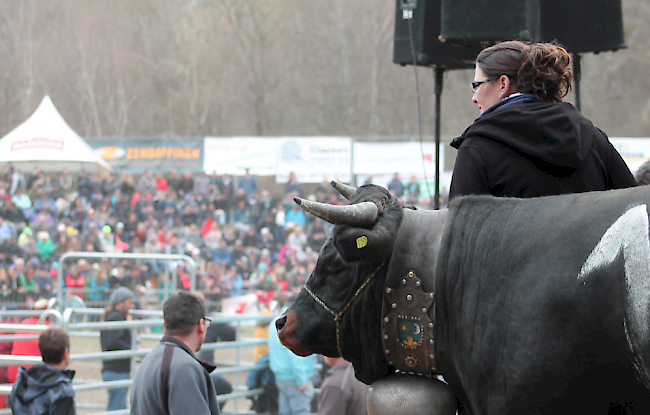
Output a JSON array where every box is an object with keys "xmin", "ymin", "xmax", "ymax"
[{"xmin": 332, "ymin": 224, "xmax": 393, "ymax": 264}]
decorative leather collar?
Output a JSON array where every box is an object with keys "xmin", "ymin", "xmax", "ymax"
[{"xmin": 380, "ymin": 208, "xmax": 447, "ymax": 375}]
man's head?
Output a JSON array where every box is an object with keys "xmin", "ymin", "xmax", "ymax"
[
  {"xmin": 110, "ymin": 287, "xmax": 135, "ymax": 314},
  {"xmin": 39, "ymin": 327, "xmax": 70, "ymax": 367},
  {"xmin": 77, "ymin": 259, "xmax": 90, "ymax": 272},
  {"xmin": 163, "ymin": 292, "xmax": 208, "ymax": 350}
]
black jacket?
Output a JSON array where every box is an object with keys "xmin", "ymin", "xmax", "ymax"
[
  {"xmin": 449, "ymin": 101, "xmax": 637, "ymax": 198},
  {"xmin": 10, "ymin": 363, "xmax": 76, "ymax": 415},
  {"xmin": 100, "ymin": 309, "xmax": 131, "ymax": 373}
]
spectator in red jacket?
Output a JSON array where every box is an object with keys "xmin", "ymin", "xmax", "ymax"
[
  {"xmin": 7, "ymin": 298, "xmax": 51, "ymax": 383},
  {"xmin": 0, "ymin": 303, "xmax": 19, "ymax": 407},
  {"xmin": 64, "ymin": 264, "xmax": 85, "ymax": 299}
]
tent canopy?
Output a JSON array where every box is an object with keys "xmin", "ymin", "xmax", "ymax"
[{"xmin": 0, "ymin": 96, "xmax": 112, "ymax": 175}]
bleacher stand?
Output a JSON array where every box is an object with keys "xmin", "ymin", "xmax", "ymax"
[{"xmin": 0, "ymin": 165, "xmax": 352, "ymax": 312}]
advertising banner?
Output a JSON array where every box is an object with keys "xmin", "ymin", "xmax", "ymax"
[
  {"xmin": 610, "ymin": 137, "xmax": 650, "ymax": 175},
  {"xmin": 203, "ymin": 137, "xmax": 278, "ymax": 176},
  {"xmin": 88, "ymin": 138, "xmax": 204, "ymax": 174},
  {"xmin": 353, "ymin": 141, "xmax": 443, "ymax": 176},
  {"xmin": 275, "ymin": 137, "xmax": 352, "ymax": 183},
  {"xmin": 204, "ymin": 137, "xmax": 352, "ymax": 183}
]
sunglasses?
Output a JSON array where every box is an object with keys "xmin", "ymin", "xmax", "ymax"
[{"xmin": 471, "ymin": 78, "xmax": 492, "ymax": 93}]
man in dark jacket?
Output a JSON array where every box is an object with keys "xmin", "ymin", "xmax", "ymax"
[
  {"xmin": 387, "ymin": 173, "xmax": 404, "ymax": 198},
  {"xmin": 131, "ymin": 292, "xmax": 221, "ymax": 414},
  {"xmin": 9, "ymin": 327, "xmax": 76, "ymax": 415},
  {"xmin": 100, "ymin": 287, "xmax": 134, "ymax": 412}
]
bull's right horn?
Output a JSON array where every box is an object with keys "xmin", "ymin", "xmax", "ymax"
[
  {"xmin": 294, "ymin": 197, "xmax": 378, "ymax": 226},
  {"xmin": 331, "ymin": 181, "xmax": 357, "ymax": 200}
]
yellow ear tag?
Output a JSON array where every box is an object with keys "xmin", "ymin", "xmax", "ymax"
[{"xmin": 356, "ymin": 236, "xmax": 368, "ymax": 249}]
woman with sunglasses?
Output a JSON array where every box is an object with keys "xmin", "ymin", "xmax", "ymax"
[{"xmin": 449, "ymin": 40, "xmax": 636, "ymax": 199}]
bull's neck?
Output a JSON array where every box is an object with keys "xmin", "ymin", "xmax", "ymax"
[{"xmin": 385, "ymin": 208, "xmax": 448, "ymax": 294}]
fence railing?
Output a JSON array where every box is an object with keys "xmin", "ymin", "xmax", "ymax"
[
  {"xmin": 0, "ymin": 308, "xmax": 276, "ymax": 414},
  {"xmin": 56, "ymin": 251, "xmax": 198, "ymax": 309}
]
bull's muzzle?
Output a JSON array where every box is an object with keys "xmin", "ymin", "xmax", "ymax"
[
  {"xmin": 276, "ymin": 310, "xmax": 314, "ymax": 357},
  {"xmin": 275, "ymin": 315, "xmax": 287, "ymax": 331}
]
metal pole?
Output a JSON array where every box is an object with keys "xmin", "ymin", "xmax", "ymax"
[
  {"xmin": 433, "ymin": 67, "xmax": 444, "ymax": 210},
  {"xmin": 190, "ymin": 260, "xmax": 196, "ymax": 292},
  {"xmin": 171, "ymin": 266, "xmax": 178, "ymax": 296},
  {"xmin": 234, "ymin": 319, "xmax": 242, "ymax": 414},
  {"xmin": 163, "ymin": 263, "xmax": 170, "ymax": 301},
  {"xmin": 130, "ymin": 327, "xmax": 138, "ymax": 378}
]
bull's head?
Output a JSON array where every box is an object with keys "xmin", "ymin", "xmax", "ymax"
[{"xmin": 276, "ymin": 182, "xmax": 404, "ymax": 384}]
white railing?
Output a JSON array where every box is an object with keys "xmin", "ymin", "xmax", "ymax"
[{"xmin": 0, "ymin": 309, "xmax": 275, "ymax": 414}]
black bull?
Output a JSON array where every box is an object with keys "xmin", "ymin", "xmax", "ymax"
[{"xmin": 276, "ymin": 183, "xmax": 650, "ymax": 415}]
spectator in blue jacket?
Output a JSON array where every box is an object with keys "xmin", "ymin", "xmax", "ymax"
[
  {"xmin": 212, "ymin": 239, "xmax": 232, "ymax": 265},
  {"xmin": 10, "ymin": 327, "xmax": 76, "ymax": 415},
  {"xmin": 268, "ymin": 306, "xmax": 315, "ymax": 415},
  {"xmin": 238, "ymin": 168, "xmax": 259, "ymax": 197},
  {"xmin": 285, "ymin": 204, "xmax": 306, "ymax": 229}
]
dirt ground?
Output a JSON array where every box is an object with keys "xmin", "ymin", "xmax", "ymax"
[{"xmin": 73, "ymin": 327, "xmax": 257, "ymax": 415}]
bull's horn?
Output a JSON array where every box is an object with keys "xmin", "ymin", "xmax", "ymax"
[
  {"xmin": 330, "ymin": 181, "xmax": 357, "ymax": 200},
  {"xmin": 294, "ymin": 197, "xmax": 378, "ymax": 226}
]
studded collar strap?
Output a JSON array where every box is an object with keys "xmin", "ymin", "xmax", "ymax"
[
  {"xmin": 381, "ymin": 270, "xmax": 436, "ymax": 374},
  {"xmin": 304, "ymin": 259, "xmax": 387, "ymax": 358},
  {"xmin": 379, "ymin": 208, "xmax": 448, "ymax": 376}
]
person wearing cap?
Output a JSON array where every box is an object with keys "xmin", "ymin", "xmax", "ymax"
[
  {"xmin": 17, "ymin": 227, "xmax": 32, "ymax": 249},
  {"xmin": 99, "ymin": 225, "xmax": 115, "ymax": 252},
  {"xmin": 114, "ymin": 222, "xmax": 130, "ymax": 249},
  {"xmin": 100, "ymin": 287, "xmax": 134, "ymax": 411}
]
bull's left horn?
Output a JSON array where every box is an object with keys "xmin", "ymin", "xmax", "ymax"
[
  {"xmin": 330, "ymin": 181, "xmax": 357, "ymax": 200},
  {"xmin": 294, "ymin": 197, "xmax": 378, "ymax": 226}
]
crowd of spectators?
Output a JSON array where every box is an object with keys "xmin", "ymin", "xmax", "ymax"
[{"xmin": 0, "ymin": 164, "xmax": 341, "ymax": 310}]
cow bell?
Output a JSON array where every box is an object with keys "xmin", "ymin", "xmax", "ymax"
[{"xmin": 367, "ymin": 374, "xmax": 456, "ymax": 415}]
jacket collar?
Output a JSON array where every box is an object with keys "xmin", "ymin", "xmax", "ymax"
[
  {"xmin": 160, "ymin": 335, "xmax": 217, "ymax": 373},
  {"xmin": 450, "ymin": 93, "xmax": 539, "ymax": 150}
]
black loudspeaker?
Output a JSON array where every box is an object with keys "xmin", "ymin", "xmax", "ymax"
[
  {"xmin": 393, "ymin": 0, "xmax": 483, "ymax": 69},
  {"xmin": 539, "ymin": 0, "xmax": 625, "ymax": 53},
  {"xmin": 439, "ymin": 0, "xmax": 625, "ymax": 54},
  {"xmin": 440, "ymin": 0, "xmax": 540, "ymax": 46}
]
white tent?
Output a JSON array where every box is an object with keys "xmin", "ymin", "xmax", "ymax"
[{"xmin": 0, "ymin": 96, "xmax": 112, "ymax": 174}]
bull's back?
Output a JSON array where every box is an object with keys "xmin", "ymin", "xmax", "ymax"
[{"xmin": 435, "ymin": 187, "xmax": 650, "ymax": 414}]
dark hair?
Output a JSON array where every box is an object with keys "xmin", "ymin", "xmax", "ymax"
[
  {"xmin": 39, "ymin": 328, "xmax": 70, "ymax": 365},
  {"xmin": 635, "ymin": 160, "xmax": 650, "ymax": 185},
  {"xmin": 163, "ymin": 292, "xmax": 206, "ymax": 336},
  {"xmin": 476, "ymin": 40, "xmax": 572, "ymax": 103}
]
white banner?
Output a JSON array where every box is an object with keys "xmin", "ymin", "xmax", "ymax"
[
  {"xmin": 275, "ymin": 137, "xmax": 352, "ymax": 183},
  {"xmin": 221, "ymin": 293, "xmax": 259, "ymax": 315},
  {"xmin": 203, "ymin": 137, "xmax": 279, "ymax": 176},
  {"xmin": 353, "ymin": 142, "xmax": 443, "ymax": 176},
  {"xmin": 610, "ymin": 137, "xmax": 650, "ymax": 174}
]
